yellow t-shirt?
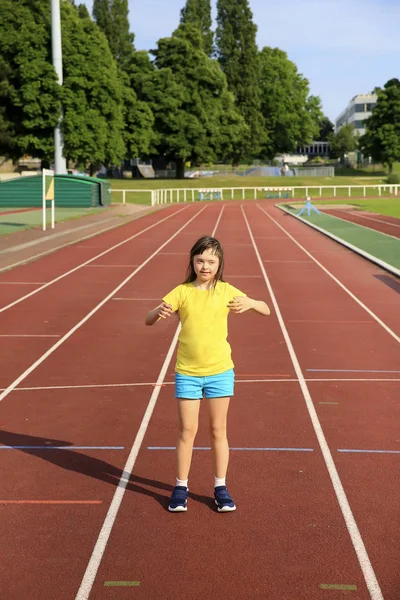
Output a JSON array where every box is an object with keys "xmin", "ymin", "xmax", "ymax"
[{"xmin": 163, "ymin": 281, "xmax": 246, "ymax": 377}]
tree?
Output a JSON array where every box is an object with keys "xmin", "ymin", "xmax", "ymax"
[
  {"xmin": 150, "ymin": 24, "xmax": 246, "ymax": 178},
  {"xmin": 92, "ymin": 0, "xmax": 135, "ymax": 69},
  {"xmin": 328, "ymin": 124, "xmax": 358, "ymax": 162},
  {"xmin": 61, "ymin": 1, "xmax": 126, "ymax": 170},
  {"xmin": 216, "ymin": 0, "xmax": 266, "ymax": 163},
  {"xmin": 180, "ymin": 0, "xmax": 214, "ymax": 56},
  {"xmin": 360, "ymin": 79, "xmax": 400, "ymax": 173},
  {"xmin": 318, "ymin": 116, "xmax": 334, "ymax": 141},
  {"xmin": 0, "ymin": 0, "xmax": 61, "ymax": 161},
  {"xmin": 258, "ymin": 47, "xmax": 322, "ymax": 158}
]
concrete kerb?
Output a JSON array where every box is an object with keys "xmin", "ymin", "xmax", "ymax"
[{"xmin": 276, "ymin": 203, "xmax": 400, "ymax": 279}]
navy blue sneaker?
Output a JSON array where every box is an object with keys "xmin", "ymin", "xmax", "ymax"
[
  {"xmin": 168, "ymin": 486, "xmax": 188, "ymax": 512},
  {"xmin": 214, "ymin": 485, "xmax": 236, "ymax": 512}
]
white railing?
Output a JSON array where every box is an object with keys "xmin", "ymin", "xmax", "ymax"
[{"xmin": 111, "ymin": 185, "xmax": 400, "ymax": 207}]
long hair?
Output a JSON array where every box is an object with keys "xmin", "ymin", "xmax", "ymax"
[{"xmin": 183, "ymin": 236, "xmax": 224, "ymax": 288}]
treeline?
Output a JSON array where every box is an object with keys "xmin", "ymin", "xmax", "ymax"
[{"xmin": 1, "ymin": 0, "xmax": 333, "ymax": 175}]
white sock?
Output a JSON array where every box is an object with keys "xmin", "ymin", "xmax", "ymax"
[
  {"xmin": 176, "ymin": 478, "xmax": 188, "ymax": 488},
  {"xmin": 214, "ymin": 476, "xmax": 226, "ymax": 488}
]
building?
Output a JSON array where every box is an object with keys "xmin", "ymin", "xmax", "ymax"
[
  {"xmin": 296, "ymin": 141, "xmax": 330, "ymax": 158},
  {"xmin": 335, "ymin": 94, "xmax": 377, "ymax": 136}
]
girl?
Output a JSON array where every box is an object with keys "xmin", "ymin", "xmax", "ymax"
[{"xmin": 145, "ymin": 236, "xmax": 270, "ymax": 512}]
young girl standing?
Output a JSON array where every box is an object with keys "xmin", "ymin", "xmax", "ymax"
[{"xmin": 145, "ymin": 236, "xmax": 270, "ymax": 512}]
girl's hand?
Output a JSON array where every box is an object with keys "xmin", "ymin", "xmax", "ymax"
[
  {"xmin": 157, "ymin": 302, "xmax": 174, "ymax": 319},
  {"xmin": 227, "ymin": 296, "xmax": 253, "ymax": 314}
]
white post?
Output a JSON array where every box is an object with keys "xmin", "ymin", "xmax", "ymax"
[
  {"xmin": 379, "ymin": 186, "xmax": 381, "ymax": 197},
  {"xmin": 363, "ymin": 187, "xmax": 366, "ymax": 197},
  {"xmin": 184, "ymin": 189, "xmax": 187, "ymax": 203},
  {"xmin": 231, "ymin": 189, "xmax": 234, "ymax": 199},
  {"xmin": 51, "ymin": 199, "xmax": 55, "ymax": 229},
  {"xmin": 242, "ymin": 188, "xmax": 245, "ymax": 199},
  {"xmin": 319, "ymin": 187, "xmax": 322, "ymax": 197},
  {"xmin": 306, "ymin": 187, "xmax": 308, "ymax": 197},
  {"xmin": 42, "ymin": 175, "xmax": 46, "ymax": 231},
  {"xmin": 348, "ymin": 186, "xmax": 351, "ymax": 197},
  {"xmin": 51, "ymin": 0, "xmax": 67, "ymax": 174},
  {"xmin": 123, "ymin": 190, "xmax": 126, "ymax": 204},
  {"xmin": 334, "ymin": 187, "xmax": 336, "ymax": 197}
]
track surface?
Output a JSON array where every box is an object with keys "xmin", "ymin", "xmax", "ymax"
[
  {"xmin": 0, "ymin": 201, "xmax": 399, "ymax": 600},
  {"xmin": 323, "ymin": 209, "xmax": 400, "ymax": 239}
]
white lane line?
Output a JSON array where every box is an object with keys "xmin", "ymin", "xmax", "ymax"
[
  {"xmin": 257, "ymin": 204, "xmax": 400, "ymax": 345},
  {"xmin": 84, "ymin": 265, "xmax": 140, "ymax": 268},
  {"xmin": 74, "ymin": 206, "xmax": 225, "ymax": 600},
  {"xmin": 0, "ymin": 205, "xmax": 208, "ymax": 406},
  {"xmin": 4, "ymin": 377, "xmax": 400, "ymax": 393},
  {"xmin": 0, "ymin": 206, "xmax": 189, "ymax": 314},
  {"xmin": 242, "ymin": 205, "xmax": 384, "ymax": 600},
  {"xmin": 0, "ymin": 334, "xmax": 60, "ymax": 338},
  {"xmin": 349, "ymin": 212, "xmax": 400, "ymax": 229}
]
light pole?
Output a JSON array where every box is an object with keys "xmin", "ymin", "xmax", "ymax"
[{"xmin": 51, "ymin": 0, "xmax": 67, "ymax": 174}]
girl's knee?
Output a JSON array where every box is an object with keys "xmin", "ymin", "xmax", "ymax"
[
  {"xmin": 179, "ymin": 424, "xmax": 198, "ymax": 443},
  {"xmin": 209, "ymin": 423, "xmax": 227, "ymax": 443}
]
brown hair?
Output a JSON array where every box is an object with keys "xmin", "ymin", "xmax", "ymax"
[{"xmin": 183, "ymin": 236, "xmax": 224, "ymax": 287}]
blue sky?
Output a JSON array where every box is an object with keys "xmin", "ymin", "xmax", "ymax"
[{"xmin": 82, "ymin": 0, "xmax": 400, "ymax": 122}]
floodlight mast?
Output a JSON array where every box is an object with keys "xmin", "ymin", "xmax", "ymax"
[{"xmin": 51, "ymin": 0, "xmax": 67, "ymax": 174}]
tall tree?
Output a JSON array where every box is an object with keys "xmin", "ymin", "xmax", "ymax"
[
  {"xmin": 360, "ymin": 79, "xmax": 400, "ymax": 173},
  {"xmin": 180, "ymin": 0, "xmax": 214, "ymax": 56},
  {"xmin": 150, "ymin": 24, "xmax": 246, "ymax": 178},
  {"xmin": 0, "ymin": 0, "xmax": 61, "ymax": 161},
  {"xmin": 61, "ymin": 1, "xmax": 126, "ymax": 170},
  {"xmin": 92, "ymin": 0, "xmax": 135, "ymax": 69},
  {"xmin": 259, "ymin": 47, "xmax": 322, "ymax": 158},
  {"xmin": 92, "ymin": 0, "xmax": 155, "ymax": 163},
  {"xmin": 215, "ymin": 0, "xmax": 266, "ymax": 163}
]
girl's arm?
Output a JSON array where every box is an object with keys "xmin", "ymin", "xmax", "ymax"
[
  {"xmin": 145, "ymin": 302, "xmax": 174, "ymax": 326},
  {"xmin": 228, "ymin": 296, "xmax": 270, "ymax": 316}
]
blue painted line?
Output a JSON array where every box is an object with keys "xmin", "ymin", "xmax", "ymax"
[
  {"xmin": 338, "ymin": 449, "xmax": 400, "ymax": 454},
  {"xmin": 147, "ymin": 446, "xmax": 314, "ymax": 452},
  {"xmin": 307, "ymin": 369, "xmax": 400, "ymax": 373},
  {"xmin": 0, "ymin": 446, "xmax": 125, "ymax": 450}
]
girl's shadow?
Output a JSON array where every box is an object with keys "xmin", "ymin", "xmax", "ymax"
[{"xmin": 0, "ymin": 429, "xmax": 214, "ymax": 511}]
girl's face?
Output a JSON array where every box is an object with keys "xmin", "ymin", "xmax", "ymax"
[{"xmin": 193, "ymin": 248, "xmax": 220, "ymax": 283}]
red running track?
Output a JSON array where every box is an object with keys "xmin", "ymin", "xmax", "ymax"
[
  {"xmin": 0, "ymin": 201, "xmax": 399, "ymax": 600},
  {"xmin": 323, "ymin": 208, "xmax": 400, "ymax": 239}
]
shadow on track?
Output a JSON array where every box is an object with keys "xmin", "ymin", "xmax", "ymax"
[{"xmin": 0, "ymin": 429, "xmax": 214, "ymax": 511}]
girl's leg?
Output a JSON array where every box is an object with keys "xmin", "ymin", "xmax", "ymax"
[
  {"xmin": 176, "ymin": 399, "xmax": 201, "ymax": 481},
  {"xmin": 207, "ymin": 397, "xmax": 230, "ymax": 479}
]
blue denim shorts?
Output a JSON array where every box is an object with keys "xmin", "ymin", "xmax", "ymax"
[{"xmin": 175, "ymin": 369, "xmax": 234, "ymax": 400}]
